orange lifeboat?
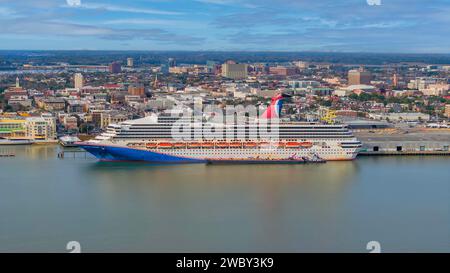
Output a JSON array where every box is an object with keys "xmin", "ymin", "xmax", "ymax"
[
  {"xmin": 201, "ymin": 142, "xmax": 214, "ymax": 149},
  {"xmin": 146, "ymin": 143, "xmax": 158, "ymax": 149},
  {"xmin": 173, "ymin": 142, "xmax": 186, "ymax": 149},
  {"xmin": 276, "ymin": 142, "xmax": 286, "ymax": 148},
  {"xmin": 244, "ymin": 142, "xmax": 257, "ymax": 148},
  {"xmin": 216, "ymin": 142, "xmax": 230, "ymax": 148},
  {"xmin": 286, "ymin": 142, "xmax": 301, "ymax": 148},
  {"xmin": 188, "ymin": 142, "xmax": 201, "ymax": 148},
  {"xmin": 158, "ymin": 142, "xmax": 173, "ymax": 149},
  {"xmin": 300, "ymin": 142, "xmax": 313, "ymax": 148},
  {"xmin": 229, "ymin": 142, "xmax": 242, "ymax": 148}
]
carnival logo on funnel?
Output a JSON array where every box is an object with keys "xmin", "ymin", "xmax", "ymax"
[{"xmin": 260, "ymin": 93, "xmax": 290, "ymax": 119}]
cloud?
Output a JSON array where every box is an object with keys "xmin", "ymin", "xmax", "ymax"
[
  {"xmin": 103, "ymin": 19, "xmax": 202, "ymax": 28},
  {"xmin": 0, "ymin": 19, "xmax": 203, "ymax": 44},
  {"xmin": 0, "ymin": 0, "xmax": 448, "ymax": 52},
  {"xmin": 66, "ymin": 0, "xmax": 81, "ymax": 7},
  {"xmin": 195, "ymin": 0, "xmax": 258, "ymax": 8},
  {"xmin": 63, "ymin": 2, "xmax": 183, "ymax": 15}
]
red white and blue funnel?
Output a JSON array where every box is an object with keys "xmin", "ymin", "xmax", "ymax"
[{"xmin": 260, "ymin": 93, "xmax": 291, "ymax": 119}]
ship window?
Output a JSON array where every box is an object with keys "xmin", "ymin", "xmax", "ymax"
[
  {"xmin": 397, "ymin": 146, "xmax": 402, "ymax": 152},
  {"xmin": 373, "ymin": 146, "xmax": 379, "ymax": 152}
]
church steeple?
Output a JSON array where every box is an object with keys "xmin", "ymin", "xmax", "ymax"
[
  {"xmin": 153, "ymin": 74, "xmax": 159, "ymax": 89},
  {"xmin": 16, "ymin": 77, "xmax": 20, "ymax": 88}
]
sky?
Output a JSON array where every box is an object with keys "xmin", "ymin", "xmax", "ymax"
[{"xmin": 0, "ymin": 0, "xmax": 449, "ymax": 52}]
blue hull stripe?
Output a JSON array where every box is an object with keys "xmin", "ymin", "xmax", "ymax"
[{"xmin": 78, "ymin": 144, "xmax": 206, "ymax": 163}]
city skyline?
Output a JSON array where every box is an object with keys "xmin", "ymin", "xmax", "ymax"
[{"xmin": 0, "ymin": 0, "xmax": 449, "ymax": 53}]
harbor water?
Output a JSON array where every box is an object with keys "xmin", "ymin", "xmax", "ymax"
[{"xmin": 0, "ymin": 145, "xmax": 448, "ymax": 252}]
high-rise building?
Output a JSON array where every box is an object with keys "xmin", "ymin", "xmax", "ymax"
[
  {"xmin": 109, "ymin": 62, "xmax": 122, "ymax": 73},
  {"xmin": 127, "ymin": 58, "xmax": 134, "ymax": 67},
  {"xmin": 206, "ymin": 60, "xmax": 218, "ymax": 74},
  {"xmin": 348, "ymin": 68, "xmax": 372, "ymax": 85},
  {"xmin": 168, "ymin": 58, "xmax": 176, "ymax": 67},
  {"xmin": 221, "ymin": 61, "xmax": 248, "ymax": 80},
  {"xmin": 74, "ymin": 73, "xmax": 84, "ymax": 89},
  {"xmin": 392, "ymin": 73, "xmax": 398, "ymax": 88},
  {"xmin": 160, "ymin": 64, "xmax": 169, "ymax": 74}
]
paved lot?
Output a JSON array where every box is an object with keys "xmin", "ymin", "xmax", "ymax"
[{"xmin": 354, "ymin": 128, "xmax": 450, "ymax": 142}]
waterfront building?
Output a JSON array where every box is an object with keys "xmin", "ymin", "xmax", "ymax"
[
  {"xmin": 74, "ymin": 73, "xmax": 84, "ymax": 89},
  {"xmin": 25, "ymin": 116, "xmax": 56, "ymax": 141},
  {"xmin": 0, "ymin": 118, "xmax": 27, "ymax": 139},
  {"xmin": 445, "ymin": 104, "xmax": 450, "ymax": 118},
  {"xmin": 348, "ymin": 68, "xmax": 372, "ymax": 85},
  {"xmin": 100, "ymin": 111, "xmax": 129, "ymax": 129},
  {"xmin": 1, "ymin": 115, "xmax": 56, "ymax": 141},
  {"xmin": 222, "ymin": 61, "xmax": 248, "ymax": 80}
]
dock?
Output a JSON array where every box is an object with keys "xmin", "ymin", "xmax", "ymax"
[
  {"xmin": 355, "ymin": 128, "xmax": 450, "ymax": 157},
  {"xmin": 57, "ymin": 150, "xmax": 91, "ymax": 159},
  {"xmin": 0, "ymin": 153, "xmax": 15, "ymax": 157}
]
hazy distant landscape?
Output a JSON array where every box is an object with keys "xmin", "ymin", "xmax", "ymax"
[{"xmin": 1, "ymin": 51, "xmax": 450, "ymax": 67}]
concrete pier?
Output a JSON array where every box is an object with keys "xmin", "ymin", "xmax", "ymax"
[{"xmin": 355, "ymin": 128, "xmax": 450, "ymax": 156}]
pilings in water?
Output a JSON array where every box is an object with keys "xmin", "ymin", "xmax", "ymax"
[{"xmin": 58, "ymin": 150, "xmax": 89, "ymax": 159}]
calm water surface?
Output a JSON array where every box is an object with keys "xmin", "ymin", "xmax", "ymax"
[{"xmin": 0, "ymin": 145, "xmax": 448, "ymax": 252}]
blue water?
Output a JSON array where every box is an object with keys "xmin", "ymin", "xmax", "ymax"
[{"xmin": 0, "ymin": 145, "xmax": 448, "ymax": 252}]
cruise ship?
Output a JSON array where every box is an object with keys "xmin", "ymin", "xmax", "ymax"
[{"xmin": 77, "ymin": 94, "xmax": 362, "ymax": 163}]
